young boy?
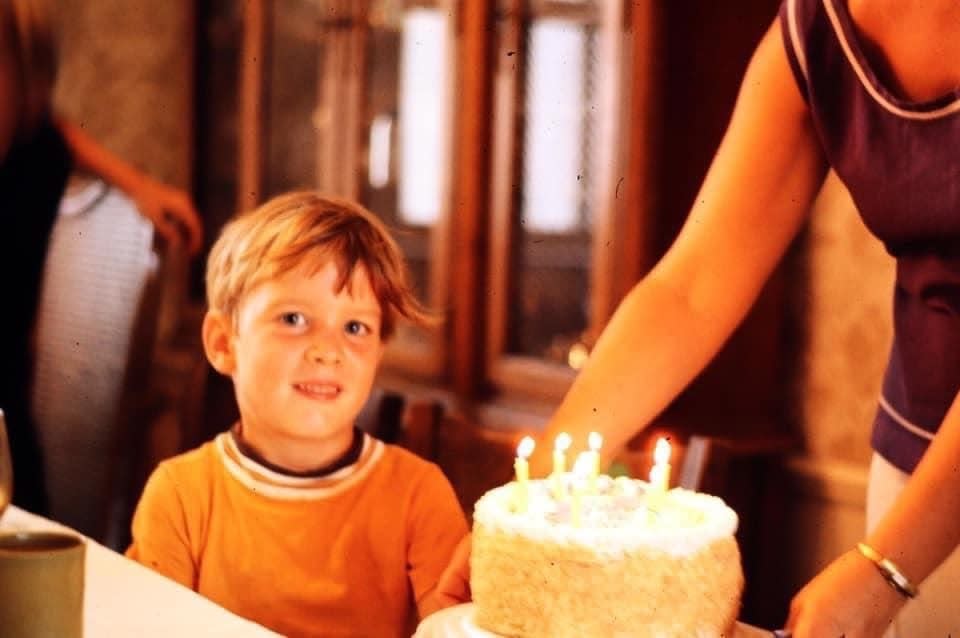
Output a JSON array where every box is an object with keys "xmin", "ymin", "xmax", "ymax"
[{"xmin": 126, "ymin": 192, "xmax": 468, "ymax": 637}]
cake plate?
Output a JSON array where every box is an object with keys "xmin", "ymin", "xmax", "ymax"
[{"xmin": 414, "ymin": 603, "xmax": 782, "ymax": 638}]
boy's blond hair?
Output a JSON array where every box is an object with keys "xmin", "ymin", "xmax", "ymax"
[
  {"xmin": 1, "ymin": 0, "xmax": 58, "ymax": 136},
  {"xmin": 206, "ymin": 191, "xmax": 431, "ymax": 340}
]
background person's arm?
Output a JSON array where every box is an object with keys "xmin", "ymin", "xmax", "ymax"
[
  {"xmin": 530, "ymin": 20, "xmax": 827, "ymax": 475},
  {"xmin": 57, "ymin": 117, "xmax": 203, "ymax": 255}
]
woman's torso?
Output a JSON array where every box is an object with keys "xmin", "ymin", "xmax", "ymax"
[{"xmin": 781, "ymin": 0, "xmax": 960, "ymax": 471}]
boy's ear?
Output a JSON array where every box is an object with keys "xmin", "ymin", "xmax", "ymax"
[{"xmin": 202, "ymin": 310, "xmax": 236, "ymax": 376}]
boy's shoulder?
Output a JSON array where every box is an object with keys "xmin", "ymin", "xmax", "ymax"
[
  {"xmin": 366, "ymin": 441, "xmax": 454, "ymax": 494},
  {"xmin": 370, "ymin": 442, "xmax": 466, "ymax": 527},
  {"xmin": 152, "ymin": 435, "xmax": 223, "ymax": 485},
  {"xmin": 376, "ymin": 441, "xmax": 441, "ymax": 475}
]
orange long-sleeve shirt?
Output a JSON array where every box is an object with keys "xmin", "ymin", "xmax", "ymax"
[{"xmin": 126, "ymin": 432, "xmax": 467, "ymax": 637}]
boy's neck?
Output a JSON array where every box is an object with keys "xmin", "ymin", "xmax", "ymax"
[{"xmin": 230, "ymin": 424, "xmax": 365, "ymax": 478}]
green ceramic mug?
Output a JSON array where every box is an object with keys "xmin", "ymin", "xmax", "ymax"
[{"xmin": 0, "ymin": 531, "xmax": 85, "ymax": 638}]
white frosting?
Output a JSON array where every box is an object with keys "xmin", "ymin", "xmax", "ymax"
[{"xmin": 473, "ymin": 474, "xmax": 738, "ymax": 557}]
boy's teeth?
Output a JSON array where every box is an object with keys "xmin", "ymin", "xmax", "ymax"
[{"xmin": 298, "ymin": 383, "xmax": 340, "ymax": 396}]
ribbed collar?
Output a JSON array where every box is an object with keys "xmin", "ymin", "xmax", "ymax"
[{"xmin": 216, "ymin": 430, "xmax": 385, "ymax": 501}]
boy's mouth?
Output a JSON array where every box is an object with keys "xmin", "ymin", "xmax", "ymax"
[{"xmin": 293, "ymin": 382, "xmax": 343, "ymax": 399}]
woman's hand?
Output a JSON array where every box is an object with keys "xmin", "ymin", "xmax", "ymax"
[{"xmin": 786, "ymin": 548, "xmax": 904, "ymax": 637}]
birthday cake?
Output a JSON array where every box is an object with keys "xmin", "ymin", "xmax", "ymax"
[{"xmin": 469, "ymin": 470, "xmax": 743, "ymax": 638}]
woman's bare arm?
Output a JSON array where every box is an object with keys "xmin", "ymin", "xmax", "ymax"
[{"xmin": 531, "ymin": 20, "xmax": 827, "ymax": 473}]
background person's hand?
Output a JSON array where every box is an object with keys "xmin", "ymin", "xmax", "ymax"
[
  {"xmin": 128, "ymin": 173, "xmax": 203, "ymax": 255},
  {"xmin": 786, "ymin": 548, "xmax": 904, "ymax": 637},
  {"xmin": 57, "ymin": 117, "xmax": 203, "ymax": 255}
]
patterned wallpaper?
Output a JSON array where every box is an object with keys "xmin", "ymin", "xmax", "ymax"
[
  {"xmin": 800, "ymin": 172, "xmax": 895, "ymax": 465},
  {"xmin": 52, "ymin": 0, "xmax": 193, "ymax": 188}
]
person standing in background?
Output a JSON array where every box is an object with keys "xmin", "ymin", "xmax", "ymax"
[{"xmin": 0, "ymin": 0, "xmax": 201, "ymax": 515}]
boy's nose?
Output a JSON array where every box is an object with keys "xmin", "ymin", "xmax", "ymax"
[{"xmin": 306, "ymin": 342, "xmax": 341, "ymax": 365}]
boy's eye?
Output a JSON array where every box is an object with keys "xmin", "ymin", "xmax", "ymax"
[
  {"xmin": 280, "ymin": 312, "xmax": 307, "ymax": 327},
  {"xmin": 345, "ymin": 320, "xmax": 372, "ymax": 336}
]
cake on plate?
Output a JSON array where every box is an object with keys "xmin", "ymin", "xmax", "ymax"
[{"xmin": 469, "ymin": 473, "xmax": 743, "ymax": 638}]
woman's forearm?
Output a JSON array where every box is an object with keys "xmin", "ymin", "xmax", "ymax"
[
  {"xmin": 866, "ymin": 391, "xmax": 960, "ymax": 586},
  {"xmin": 534, "ymin": 275, "xmax": 736, "ymax": 473}
]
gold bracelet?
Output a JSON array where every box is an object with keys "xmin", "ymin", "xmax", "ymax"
[{"xmin": 856, "ymin": 542, "xmax": 918, "ymax": 599}]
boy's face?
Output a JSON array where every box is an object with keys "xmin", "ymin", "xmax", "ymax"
[{"xmin": 208, "ymin": 260, "xmax": 385, "ymax": 467}]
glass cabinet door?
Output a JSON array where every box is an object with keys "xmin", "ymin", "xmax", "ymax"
[
  {"xmin": 357, "ymin": 1, "xmax": 454, "ymax": 367},
  {"xmin": 487, "ymin": 0, "xmax": 630, "ymax": 399}
]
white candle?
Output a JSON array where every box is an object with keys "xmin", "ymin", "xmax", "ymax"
[
  {"xmin": 648, "ymin": 437, "xmax": 672, "ymax": 509},
  {"xmin": 515, "ymin": 436, "xmax": 535, "ymax": 483},
  {"xmin": 652, "ymin": 437, "xmax": 672, "ymax": 488},
  {"xmin": 553, "ymin": 433, "xmax": 572, "ymax": 474},
  {"xmin": 513, "ymin": 436, "xmax": 535, "ymax": 512},
  {"xmin": 570, "ymin": 452, "xmax": 592, "ymax": 527},
  {"xmin": 588, "ymin": 431, "xmax": 603, "ymax": 491},
  {"xmin": 552, "ymin": 432, "xmax": 572, "ymax": 500}
]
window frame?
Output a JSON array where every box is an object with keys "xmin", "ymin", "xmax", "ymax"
[{"xmin": 484, "ymin": 0, "xmax": 641, "ymax": 403}]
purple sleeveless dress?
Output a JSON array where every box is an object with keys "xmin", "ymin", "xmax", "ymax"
[{"xmin": 780, "ymin": 0, "xmax": 960, "ymax": 472}]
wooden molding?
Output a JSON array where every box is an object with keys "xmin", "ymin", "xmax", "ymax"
[
  {"xmin": 451, "ymin": 0, "xmax": 495, "ymax": 398},
  {"xmin": 238, "ymin": 0, "xmax": 267, "ymax": 212}
]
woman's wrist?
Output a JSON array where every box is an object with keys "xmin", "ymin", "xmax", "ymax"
[{"xmin": 856, "ymin": 542, "xmax": 919, "ymax": 599}]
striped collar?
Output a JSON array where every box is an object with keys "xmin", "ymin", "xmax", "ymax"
[
  {"xmin": 215, "ymin": 431, "xmax": 385, "ymax": 501},
  {"xmin": 785, "ymin": 0, "xmax": 960, "ymax": 119},
  {"xmin": 229, "ymin": 425, "xmax": 365, "ymax": 477}
]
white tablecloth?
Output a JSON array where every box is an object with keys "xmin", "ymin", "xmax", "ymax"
[
  {"xmin": 1, "ymin": 506, "xmax": 280, "ymax": 637},
  {"xmin": 414, "ymin": 603, "xmax": 777, "ymax": 638}
]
